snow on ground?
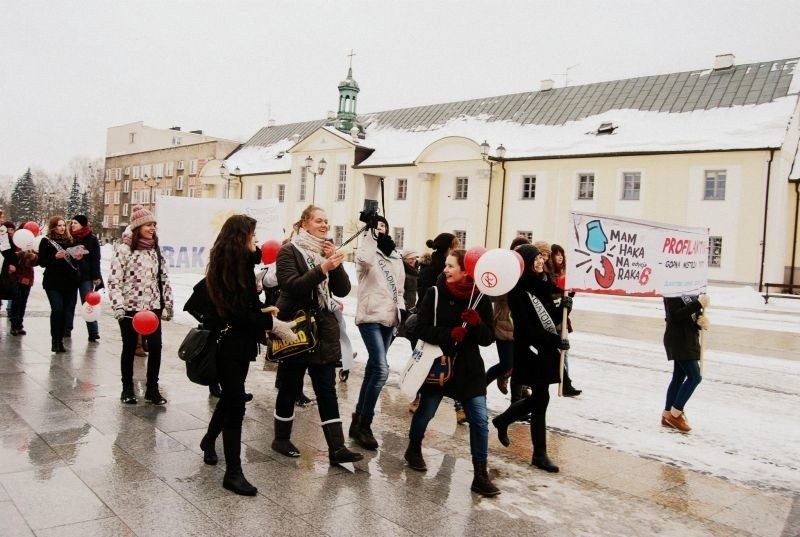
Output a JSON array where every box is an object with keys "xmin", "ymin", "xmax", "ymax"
[{"xmin": 97, "ymin": 245, "xmax": 800, "ymax": 494}]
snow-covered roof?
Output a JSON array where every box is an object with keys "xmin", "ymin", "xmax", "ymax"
[{"xmin": 231, "ymin": 57, "xmax": 800, "ymax": 173}]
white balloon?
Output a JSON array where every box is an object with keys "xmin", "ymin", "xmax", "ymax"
[
  {"xmin": 473, "ymin": 248, "xmax": 523, "ymax": 297},
  {"xmin": 12, "ymin": 228, "xmax": 35, "ymax": 250},
  {"xmin": 80, "ymin": 302, "xmax": 101, "ymax": 322}
]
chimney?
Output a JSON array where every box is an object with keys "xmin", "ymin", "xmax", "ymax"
[
  {"xmin": 190, "ymin": 129, "xmax": 203, "ymax": 135},
  {"xmin": 350, "ymin": 126, "xmax": 360, "ymax": 142},
  {"xmin": 267, "ymin": 119, "xmax": 276, "ymax": 128},
  {"xmin": 327, "ymin": 110, "xmax": 336, "ymax": 120},
  {"xmin": 713, "ymin": 53, "xmax": 735, "ymax": 70},
  {"xmin": 291, "ymin": 133, "xmax": 301, "ymax": 144},
  {"xmin": 540, "ymin": 79, "xmax": 554, "ymax": 91},
  {"xmin": 170, "ymin": 126, "xmax": 181, "ymax": 131}
]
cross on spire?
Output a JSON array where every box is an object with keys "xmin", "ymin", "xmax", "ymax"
[{"xmin": 347, "ymin": 49, "xmax": 356, "ymax": 69}]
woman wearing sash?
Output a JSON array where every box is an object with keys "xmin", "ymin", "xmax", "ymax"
[
  {"xmin": 271, "ymin": 205, "xmax": 363, "ymax": 465},
  {"xmin": 348, "ymin": 215, "xmax": 405, "ymax": 450},
  {"xmin": 38, "ymin": 216, "xmax": 81, "ymax": 353},
  {"xmin": 493, "ymin": 244, "xmax": 571, "ymax": 473}
]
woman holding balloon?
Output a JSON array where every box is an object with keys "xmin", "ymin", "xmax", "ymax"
[
  {"xmin": 108, "ymin": 205, "xmax": 173, "ymax": 405},
  {"xmin": 404, "ymin": 249, "xmax": 500, "ymax": 497}
]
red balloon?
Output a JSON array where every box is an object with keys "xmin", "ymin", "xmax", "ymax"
[
  {"xmin": 132, "ymin": 310, "xmax": 159, "ymax": 335},
  {"xmin": 85, "ymin": 291, "xmax": 101, "ymax": 306},
  {"xmin": 23, "ymin": 221, "xmax": 40, "ymax": 236},
  {"xmin": 512, "ymin": 250, "xmax": 525, "ymax": 274},
  {"xmin": 464, "ymin": 246, "xmax": 487, "ymax": 278},
  {"xmin": 260, "ymin": 240, "xmax": 282, "ymax": 265}
]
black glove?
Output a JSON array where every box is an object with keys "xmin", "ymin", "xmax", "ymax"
[
  {"xmin": 338, "ymin": 369, "xmax": 349, "ymax": 382},
  {"xmin": 558, "ymin": 338, "xmax": 570, "ymax": 351},
  {"xmin": 377, "ymin": 233, "xmax": 396, "ymax": 257},
  {"xmin": 561, "ymin": 295, "xmax": 573, "ymax": 312}
]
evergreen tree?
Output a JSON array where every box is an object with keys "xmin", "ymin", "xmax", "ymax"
[
  {"xmin": 66, "ymin": 175, "xmax": 81, "ymax": 217},
  {"xmin": 10, "ymin": 168, "xmax": 38, "ymax": 222},
  {"xmin": 79, "ymin": 191, "xmax": 90, "ymax": 216}
]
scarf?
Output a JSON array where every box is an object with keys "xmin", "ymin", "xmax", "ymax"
[
  {"xmin": 72, "ymin": 224, "xmax": 91, "ymax": 240},
  {"xmin": 122, "ymin": 231, "xmax": 155, "ymax": 250},
  {"xmin": 291, "ymin": 229, "xmax": 332, "ymax": 310},
  {"xmin": 48, "ymin": 232, "xmax": 72, "ymax": 249},
  {"xmin": 445, "ymin": 278, "xmax": 477, "ymax": 300}
]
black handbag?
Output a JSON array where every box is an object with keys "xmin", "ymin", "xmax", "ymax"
[
  {"xmin": 178, "ymin": 325, "xmax": 227, "ymax": 385},
  {"xmin": 265, "ymin": 310, "xmax": 319, "ymax": 363}
]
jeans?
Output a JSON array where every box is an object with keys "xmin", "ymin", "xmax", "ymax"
[
  {"xmin": 355, "ymin": 323, "xmax": 395, "ymax": 417},
  {"xmin": 9, "ymin": 284, "xmax": 31, "ymax": 329},
  {"xmin": 119, "ymin": 309, "xmax": 163, "ymax": 388},
  {"xmin": 486, "ymin": 339, "xmax": 514, "ymax": 384},
  {"xmin": 275, "ymin": 360, "xmax": 340, "ymax": 423},
  {"xmin": 66, "ymin": 280, "xmax": 99, "ymax": 337},
  {"xmin": 665, "ymin": 359, "xmax": 702, "ymax": 412},
  {"xmin": 409, "ymin": 392, "xmax": 490, "ymax": 463},
  {"xmin": 45, "ymin": 288, "xmax": 78, "ymax": 339}
]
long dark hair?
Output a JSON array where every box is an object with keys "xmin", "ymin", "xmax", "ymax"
[
  {"xmin": 549, "ymin": 243, "xmax": 566, "ymax": 277},
  {"xmin": 206, "ymin": 215, "xmax": 258, "ymax": 317},
  {"xmin": 131, "ymin": 226, "xmax": 160, "ymax": 251}
]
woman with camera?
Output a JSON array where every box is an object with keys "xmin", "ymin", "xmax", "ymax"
[
  {"xmin": 348, "ymin": 215, "xmax": 405, "ymax": 450},
  {"xmin": 271, "ymin": 205, "xmax": 363, "ymax": 465}
]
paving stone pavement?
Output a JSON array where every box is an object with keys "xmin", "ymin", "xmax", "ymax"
[{"xmin": 0, "ymin": 291, "xmax": 797, "ymax": 537}]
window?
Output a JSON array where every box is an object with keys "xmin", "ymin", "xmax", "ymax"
[
  {"xmin": 172, "ymin": 137, "xmax": 182, "ymax": 145},
  {"xmin": 131, "ymin": 191, "xmax": 139, "ymax": 204},
  {"xmin": 255, "ymin": 185, "xmax": 263, "ymax": 200},
  {"xmin": 165, "ymin": 161, "xmax": 174, "ymax": 177},
  {"xmin": 102, "ymin": 215, "xmax": 109, "ymax": 227},
  {"xmin": 188, "ymin": 187, "xmax": 196, "ymax": 197},
  {"xmin": 104, "ymin": 192, "xmax": 110, "ymax": 204},
  {"xmin": 112, "ymin": 215, "xmax": 119, "ymax": 226},
  {"xmin": 114, "ymin": 168, "xmax": 122, "ymax": 181},
  {"xmin": 129, "ymin": 132, "xmax": 135, "ymax": 144},
  {"xmin": 396, "ymin": 178, "xmax": 408, "ymax": 200},
  {"xmin": 154, "ymin": 163, "xmax": 164, "ymax": 178},
  {"xmin": 299, "ymin": 168, "xmax": 307, "ymax": 201},
  {"xmin": 113, "ymin": 191, "xmax": 120, "ymax": 204},
  {"xmin": 516, "ymin": 231, "xmax": 533, "ymax": 242},
  {"xmin": 132, "ymin": 165, "xmax": 140, "ymax": 179},
  {"xmin": 163, "ymin": 188, "xmax": 172, "ymax": 197},
  {"xmin": 622, "ymin": 172, "xmax": 641, "ymax": 200},
  {"xmin": 122, "ymin": 203, "xmax": 129, "ymax": 217},
  {"xmin": 394, "ymin": 227, "xmax": 405, "ymax": 250},
  {"xmin": 337, "ymin": 164, "xmax": 347, "ymax": 201},
  {"xmin": 704, "ymin": 170, "xmax": 726, "ymax": 200},
  {"xmin": 141, "ymin": 164, "xmax": 151, "ymax": 178},
  {"xmin": 521, "ymin": 175, "xmax": 536, "ymax": 199},
  {"xmin": 177, "ymin": 160, "xmax": 185, "ymax": 171},
  {"xmin": 189, "ymin": 159, "xmax": 198, "ymax": 175},
  {"xmin": 175, "ymin": 175, "xmax": 184, "ymax": 190},
  {"xmin": 277, "ymin": 184, "xmax": 286, "ymax": 202},
  {"xmin": 578, "ymin": 173, "xmax": 595, "ymax": 200},
  {"xmin": 104, "ymin": 170, "xmax": 110, "ymax": 182},
  {"xmin": 334, "ymin": 226, "xmax": 343, "ymax": 247},
  {"xmin": 454, "ymin": 177, "xmax": 469, "ymax": 200},
  {"xmin": 123, "ymin": 180, "xmax": 130, "ymax": 193},
  {"xmin": 454, "ymin": 230, "xmax": 467, "ymax": 247},
  {"xmin": 708, "ymin": 236, "xmax": 722, "ymax": 267}
]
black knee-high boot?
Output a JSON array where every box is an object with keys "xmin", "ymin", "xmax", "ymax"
[
  {"xmin": 322, "ymin": 421, "xmax": 363, "ymax": 465},
  {"xmin": 222, "ymin": 428, "xmax": 257, "ymax": 495},
  {"xmin": 530, "ymin": 414, "xmax": 559, "ymax": 473},
  {"xmin": 492, "ymin": 398, "xmax": 534, "ymax": 447},
  {"xmin": 200, "ymin": 412, "xmax": 223, "ymax": 465},
  {"xmin": 271, "ymin": 418, "xmax": 301, "ymax": 458}
]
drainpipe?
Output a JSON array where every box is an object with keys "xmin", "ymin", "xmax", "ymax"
[
  {"xmin": 483, "ymin": 161, "xmax": 494, "ymax": 247},
  {"xmin": 758, "ymin": 149, "xmax": 775, "ymax": 292},
  {"xmin": 497, "ymin": 160, "xmax": 508, "ymax": 246},
  {"xmin": 790, "ymin": 179, "xmax": 800, "ymax": 289}
]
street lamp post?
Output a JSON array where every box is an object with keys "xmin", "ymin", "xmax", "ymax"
[
  {"xmin": 219, "ymin": 163, "xmax": 241, "ymax": 199},
  {"xmin": 143, "ymin": 173, "xmax": 161, "ymax": 209},
  {"xmin": 304, "ymin": 156, "xmax": 327, "ymax": 204},
  {"xmin": 480, "ymin": 141, "xmax": 507, "ymax": 246}
]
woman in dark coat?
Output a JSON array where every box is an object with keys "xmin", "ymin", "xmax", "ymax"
[
  {"xmin": 66, "ymin": 214, "xmax": 103, "ymax": 341},
  {"xmin": 404, "ymin": 249, "xmax": 500, "ymax": 497},
  {"xmin": 492, "ymin": 244, "xmax": 571, "ymax": 473},
  {"xmin": 200, "ymin": 214, "xmax": 296, "ymax": 496},
  {"xmin": 661, "ymin": 294, "xmax": 708, "ymax": 433},
  {"xmin": 271, "ymin": 204, "xmax": 363, "ymax": 465},
  {"xmin": 38, "ymin": 216, "xmax": 81, "ymax": 353}
]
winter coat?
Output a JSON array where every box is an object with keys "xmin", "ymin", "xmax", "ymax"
[
  {"xmin": 402, "ymin": 261, "xmax": 419, "ymax": 311},
  {"xmin": 38, "ymin": 238, "xmax": 81, "ymax": 292},
  {"xmin": 355, "ymin": 230, "xmax": 405, "ymax": 327},
  {"xmin": 108, "ymin": 244, "xmax": 174, "ymax": 315},
  {"xmin": 491, "ymin": 295, "xmax": 514, "ymax": 341},
  {"xmin": 275, "ymin": 242, "xmax": 351, "ymax": 365},
  {"xmin": 508, "ymin": 273, "xmax": 563, "ymax": 386},
  {"xmin": 663, "ymin": 296, "xmax": 703, "ymax": 361},
  {"xmin": 417, "ymin": 249, "xmax": 447, "ymax": 300},
  {"xmin": 416, "ymin": 282, "xmax": 495, "ymax": 401},
  {"xmin": 73, "ymin": 230, "xmax": 103, "ymax": 286}
]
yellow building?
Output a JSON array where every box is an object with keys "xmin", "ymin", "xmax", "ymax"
[{"xmin": 224, "ymin": 54, "xmax": 800, "ymax": 288}]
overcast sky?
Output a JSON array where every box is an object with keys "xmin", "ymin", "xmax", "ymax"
[{"xmin": 1, "ymin": 0, "xmax": 798, "ymax": 178}]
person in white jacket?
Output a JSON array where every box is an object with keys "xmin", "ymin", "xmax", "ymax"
[{"xmin": 349, "ymin": 215, "xmax": 405, "ymax": 450}]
